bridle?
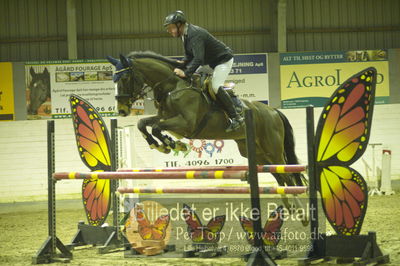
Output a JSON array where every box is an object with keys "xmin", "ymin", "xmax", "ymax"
[
  {"xmin": 114, "ymin": 65, "xmax": 152, "ymax": 104},
  {"xmin": 115, "ymin": 63, "xmax": 177, "ymax": 104}
]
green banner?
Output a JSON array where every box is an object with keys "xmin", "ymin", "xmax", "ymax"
[{"xmin": 280, "ymin": 50, "xmax": 389, "ymax": 108}]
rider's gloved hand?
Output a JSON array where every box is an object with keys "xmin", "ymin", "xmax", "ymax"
[{"xmin": 174, "ymin": 68, "xmax": 186, "ymax": 78}]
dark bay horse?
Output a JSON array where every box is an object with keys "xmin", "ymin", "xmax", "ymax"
[
  {"xmin": 27, "ymin": 67, "xmax": 51, "ymax": 115},
  {"xmin": 107, "ymin": 52, "xmax": 306, "ymax": 189}
]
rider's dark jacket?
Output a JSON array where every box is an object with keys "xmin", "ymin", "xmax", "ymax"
[{"xmin": 182, "ymin": 24, "xmax": 233, "ymax": 77}]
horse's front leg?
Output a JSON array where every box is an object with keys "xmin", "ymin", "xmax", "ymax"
[
  {"xmin": 151, "ymin": 115, "xmax": 191, "ymax": 152},
  {"xmin": 137, "ymin": 116, "xmax": 171, "ymax": 153}
]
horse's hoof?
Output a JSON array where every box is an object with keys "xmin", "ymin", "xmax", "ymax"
[
  {"xmin": 149, "ymin": 144, "xmax": 157, "ymax": 150},
  {"xmin": 175, "ymin": 141, "xmax": 188, "ymax": 151},
  {"xmin": 296, "ymin": 210, "xmax": 309, "ymax": 226},
  {"xmin": 156, "ymin": 145, "xmax": 171, "ymax": 154},
  {"xmin": 301, "ymin": 219, "xmax": 310, "ymax": 227}
]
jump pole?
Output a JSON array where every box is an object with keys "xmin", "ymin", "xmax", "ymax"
[
  {"xmin": 117, "ymin": 164, "xmax": 307, "ymax": 173},
  {"xmin": 53, "ymin": 170, "xmax": 248, "ymax": 180},
  {"xmin": 117, "ymin": 186, "xmax": 308, "ymax": 195}
]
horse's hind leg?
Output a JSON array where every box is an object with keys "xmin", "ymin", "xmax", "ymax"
[
  {"xmin": 271, "ymin": 172, "xmax": 308, "ymax": 226},
  {"xmin": 260, "ymin": 145, "xmax": 309, "ymax": 226},
  {"xmin": 236, "ymin": 138, "xmax": 307, "ymax": 225},
  {"xmin": 234, "ymin": 139, "xmax": 267, "ymax": 164},
  {"xmin": 256, "ymin": 114, "xmax": 310, "ymax": 222}
]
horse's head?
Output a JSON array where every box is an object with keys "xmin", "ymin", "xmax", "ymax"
[
  {"xmin": 107, "ymin": 54, "xmax": 146, "ymax": 116},
  {"xmin": 28, "ymin": 67, "xmax": 50, "ymax": 115}
]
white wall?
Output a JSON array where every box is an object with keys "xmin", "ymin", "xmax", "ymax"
[
  {"xmin": 0, "ymin": 104, "xmax": 399, "ymax": 203},
  {"xmin": 282, "ymin": 104, "xmax": 400, "ymax": 184},
  {"xmin": 0, "ymin": 116, "xmax": 134, "ymax": 203}
]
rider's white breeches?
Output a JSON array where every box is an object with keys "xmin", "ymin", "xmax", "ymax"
[{"xmin": 211, "ymin": 58, "xmax": 234, "ymax": 93}]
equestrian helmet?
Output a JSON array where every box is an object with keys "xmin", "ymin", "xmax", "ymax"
[{"xmin": 164, "ymin": 10, "xmax": 186, "ymax": 26}]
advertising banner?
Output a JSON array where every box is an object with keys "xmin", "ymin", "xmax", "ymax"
[
  {"xmin": 25, "ymin": 59, "xmax": 116, "ymax": 119},
  {"xmin": 228, "ymin": 53, "xmax": 269, "ymax": 103},
  {"xmin": 0, "ymin": 62, "xmax": 15, "ymax": 121},
  {"xmin": 280, "ymin": 50, "xmax": 389, "ymax": 108},
  {"xmin": 149, "ymin": 139, "xmax": 248, "ymax": 169},
  {"xmin": 178, "ymin": 53, "xmax": 269, "ymax": 103},
  {"xmin": 24, "ymin": 53, "xmax": 269, "ymax": 119}
]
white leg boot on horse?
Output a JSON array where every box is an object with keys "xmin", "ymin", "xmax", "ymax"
[{"xmin": 216, "ymin": 87, "xmax": 244, "ymax": 132}]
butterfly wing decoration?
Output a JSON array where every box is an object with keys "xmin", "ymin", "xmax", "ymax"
[
  {"xmin": 182, "ymin": 203, "xmax": 225, "ymax": 243},
  {"xmin": 203, "ymin": 215, "xmax": 226, "ymax": 243},
  {"xmin": 70, "ymin": 94, "xmax": 112, "ymax": 226},
  {"xmin": 182, "ymin": 203, "xmax": 204, "ymax": 242},
  {"xmin": 152, "ymin": 214, "xmax": 171, "ymax": 240},
  {"xmin": 239, "ymin": 206, "xmax": 284, "ymax": 246},
  {"xmin": 134, "ymin": 204, "xmax": 170, "ymax": 240},
  {"xmin": 314, "ymin": 68, "xmax": 377, "ymax": 235}
]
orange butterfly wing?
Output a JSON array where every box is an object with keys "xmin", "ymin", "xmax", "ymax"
[
  {"xmin": 182, "ymin": 203, "xmax": 225, "ymax": 243},
  {"xmin": 182, "ymin": 203, "xmax": 206, "ymax": 242},
  {"xmin": 314, "ymin": 68, "xmax": 376, "ymax": 235},
  {"xmin": 239, "ymin": 216, "xmax": 256, "ymax": 244},
  {"xmin": 263, "ymin": 206, "xmax": 284, "ymax": 246},
  {"xmin": 239, "ymin": 206, "xmax": 284, "ymax": 246},
  {"xmin": 134, "ymin": 204, "xmax": 170, "ymax": 240},
  {"xmin": 134, "ymin": 205, "xmax": 152, "ymax": 240},
  {"xmin": 151, "ymin": 215, "xmax": 170, "ymax": 240},
  {"xmin": 70, "ymin": 95, "xmax": 112, "ymax": 226},
  {"xmin": 203, "ymin": 215, "xmax": 226, "ymax": 243},
  {"xmin": 319, "ymin": 166, "xmax": 367, "ymax": 235}
]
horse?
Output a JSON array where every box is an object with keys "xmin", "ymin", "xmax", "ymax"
[
  {"xmin": 108, "ymin": 52, "xmax": 309, "ymax": 223},
  {"xmin": 27, "ymin": 67, "xmax": 51, "ymax": 115},
  {"xmin": 107, "ymin": 52, "xmax": 307, "ymax": 189}
]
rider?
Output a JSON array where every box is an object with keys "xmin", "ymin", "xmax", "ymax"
[{"xmin": 164, "ymin": 10, "xmax": 243, "ymax": 132}]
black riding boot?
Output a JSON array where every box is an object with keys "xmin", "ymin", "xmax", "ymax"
[{"xmin": 216, "ymin": 87, "xmax": 244, "ymax": 132}]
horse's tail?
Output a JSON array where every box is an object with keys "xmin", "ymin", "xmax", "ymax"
[{"xmin": 275, "ymin": 109, "xmax": 307, "ymax": 186}]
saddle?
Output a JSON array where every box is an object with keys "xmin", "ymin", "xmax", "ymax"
[{"xmin": 190, "ymin": 73, "xmax": 244, "ymax": 114}]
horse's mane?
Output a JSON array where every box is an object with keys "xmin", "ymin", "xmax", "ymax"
[{"xmin": 127, "ymin": 51, "xmax": 183, "ymax": 68}]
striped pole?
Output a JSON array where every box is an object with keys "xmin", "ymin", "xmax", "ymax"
[
  {"xmin": 117, "ymin": 186, "xmax": 308, "ymax": 195},
  {"xmin": 53, "ymin": 170, "xmax": 248, "ymax": 180},
  {"xmin": 117, "ymin": 164, "xmax": 307, "ymax": 173}
]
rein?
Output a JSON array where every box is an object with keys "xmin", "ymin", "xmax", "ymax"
[
  {"xmin": 116, "ymin": 64, "xmax": 178, "ymax": 103},
  {"xmin": 115, "ymin": 66, "xmax": 151, "ymax": 101},
  {"xmin": 152, "ymin": 73, "xmax": 177, "ymax": 90},
  {"xmin": 114, "ymin": 55, "xmax": 219, "ymax": 139}
]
